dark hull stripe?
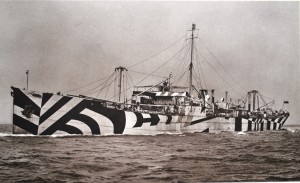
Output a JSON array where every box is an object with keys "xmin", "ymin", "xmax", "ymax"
[
  {"xmin": 248, "ymin": 119, "xmax": 252, "ymax": 131},
  {"xmin": 41, "ymin": 93, "xmax": 53, "ymax": 107},
  {"xmin": 58, "ymin": 124, "xmax": 83, "ymax": 134},
  {"xmin": 202, "ymin": 128, "xmax": 209, "ymax": 132},
  {"xmin": 190, "ymin": 116, "xmax": 216, "ymax": 125},
  {"xmin": 281, "ymin": 114, "xmax": 290, "ymax": 126},
  {"xmin": 278, "ymin": 117, "xmax": 284, "ymax": 123},
  {"xmin": 40, "ymin": 96, "xmax": 72, "ymax": 124},
  {"xmin": 73, "ymin": 114, "xmax": 100, "ymax": 134},
  {"xmin": 13, "ymin": 88, "xmax": 40, "ymax": 116},
  {"xmin": 235, "ymin": 117, "xmax": 242, "ymax": 131},
  {"xmin": 166, "ymin": 115, "xmax": 172, "ymax": 124},
  {"xmin": 133, "ymin": 113, "xmax": 144, "ymax": 127},
  {"xmin": 267, "ymin": 120, "xmax": 271, "ymax": 130},
  {"xmin": 150, "ymin": 114, "xmax": 160, "ymax": 126},
  {"xmin": 13, "ymin": 114, "xmax": 38, "ymax": 135},
  {"xmin": 252, "ymin": 118, "xmax": 256, "ymax": 131},
  {"xmin": 277, "ymin": 117, "xmax": 284, "ymax": 129},
  {"xmin": 273, "ymin": 122, "xmax": 277, "ymax": 130},
  {"xmin": 41, "ymin": 100, "xmax": 126, "ymax": 135},
  {"xmin": 133, "ymin": 113, "xmax": 160, "ymax": 127},
  {"xmin": 257, "ymin": 119, "xmax": 263, "ymax": 131}
]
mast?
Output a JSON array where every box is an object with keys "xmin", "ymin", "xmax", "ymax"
[
  {"xmin": 253, "ymin": 90, "xmax": 256, "ymax": 111},
  {"xmin": 189, "ymin": 24, "xmax": 196, "ymax": 95},
  {"xmin": 225, "ymin": 91, "xmax": 228, "ymax": 103},
  {"xmin": 248, "ymin": 92, "xmax": 251, "ymax": 111},
  {"xmin": 115, "ymin": 66, "xmax": 127, "ymax": 103},
  {"xmin": 26, "ymin": 70, "xmax": 29, "ymax": 90}
]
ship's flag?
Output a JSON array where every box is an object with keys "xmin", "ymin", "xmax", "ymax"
[{"xmin": 284, "ymin": 101, "xmax": 289, "ymax": 104}]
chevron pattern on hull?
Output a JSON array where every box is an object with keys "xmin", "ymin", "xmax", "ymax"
[{"xmin": 11, "ymin": 87, "xmax": 290, "ymax": 135}]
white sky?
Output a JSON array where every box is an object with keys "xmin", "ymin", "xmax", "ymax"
[{"xmin": 0, "ymin": 1, "xmax": 299, "ymax": 124}]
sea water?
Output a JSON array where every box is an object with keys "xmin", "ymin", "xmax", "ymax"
[{"xmin": 0, "ymin": 124, "xmax": 299, "ymax": 182}]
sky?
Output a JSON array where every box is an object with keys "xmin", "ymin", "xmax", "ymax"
[{"xmin": 0, "ymin": 1, "xmax": 299, "ymax": 125}]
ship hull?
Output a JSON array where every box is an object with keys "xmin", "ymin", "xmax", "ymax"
[{"xmin": 11, "ymin": 87, "xmax": 290, "ymax": 135}]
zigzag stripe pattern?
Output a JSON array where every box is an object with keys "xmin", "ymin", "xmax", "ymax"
[
  {"xmin": 39, "ymin": 99, "xmax": 126, "ymax": 135},
  {"xmin": 40, "ymin": 96, "xmax": 72, "ymax": 124},
  {"xmin": 12, "ymin": 88, "xmax": 41, "ymax": 134},
  {"xmin": 244, "ymin": 116, "xmax": 288, "ymax": 131},
  {"xmin": 11, "ymin": 87, "xmax": 290, "ymax": 135},
  {"xmin": 12, "ymin": 88, "xmax": 126, "ymax": 135}
]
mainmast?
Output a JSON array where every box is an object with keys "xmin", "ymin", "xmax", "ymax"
[{"xmin": 189, "ymin": 24, "xmax": 196, "ymax": 95}]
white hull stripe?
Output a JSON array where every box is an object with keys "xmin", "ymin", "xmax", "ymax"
[
  {"xmin": 40, "ymin": 95, "xmax": 65, "ymax": 115},
  {"xmin": 80, "ymin": 109, "xmax": 114, "ymax": 134},
  {"xmin": 38, "ymin": 97, "xmax": 82, "ymax": 134},
  {"xmin": 14, "ymin": 106, "xmax": 39, "ymax": 126},
  {"xmin": 66, "ymin": 120, "xmax": 92, "ymax": 135}
]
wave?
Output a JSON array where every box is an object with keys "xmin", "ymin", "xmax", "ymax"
[
  {"xmin": 0, "ymin": 133, "xmax": 35, "ymax": 137},
  {"xmin": 0, "ymin": 132, "xmax": 184, "ymax": 138},
  {"xmin": 284, "ymin": 127, "xmax": 300, "ymax": 133},
  {"xmin": 284, "ymin": 127, "xmax": 300, "ymax": 137},
  {"xmin": 237, "ymin": 131, "xmax": 247, "ymax": 135}
]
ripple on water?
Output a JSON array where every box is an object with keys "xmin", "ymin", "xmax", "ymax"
[{"xmin": 0, "ymin": 130, "xmax": 299, "ymax": 182}]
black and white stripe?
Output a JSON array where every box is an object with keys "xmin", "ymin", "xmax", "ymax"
[{"xmin": 11, "ymin": 87, "xmax": 290, "ymax": 135}]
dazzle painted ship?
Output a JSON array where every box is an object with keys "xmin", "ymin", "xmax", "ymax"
[{"xmin": 11, "ymin": 24, "xmax": 290, "ymax": 135}]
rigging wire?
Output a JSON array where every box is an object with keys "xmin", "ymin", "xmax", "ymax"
[
  {"xmin": 259, "ymin": 92, "xmax": 275, "ymax": 101},
  {"xmin": 84, "ymin": 73, "xmax": 119, "ymax": 96},
  {"xmin": 170, "ymin": 36, "xmax": 189, "ymax": 73},
  {"xmin": 197, "ymin": 36, "xmax": 277, "ymax": 104},
  {"xmin": 103, "ymin": 76, "xmax": 113, "ymax": 98},
  {"xmin": 128, "ymin": 70, "xmax": 167, "ymax": 79},
  {"xmin": 63, "ymin": 75, "xmax": 112, "ymax": 94},
  {"xmin": 113, "ymin": 72, "xmax": 117, "ymax": 101},
  {"xmin": 195, "ymin": 46, "xmax": 244, "ymax": 99},
  {"xmin": 172, "ymin": 43, "xmax": 191, "ymax": 85},
  {"xmin": 185, "ymin": 71, "xmax": 189, "ymax": 89},
  {"xmin": 127, "ymin": 34, "xmax": 186, "ymax": 69},
  {"xmin": 227, "ymin": 93, "xmax": 239, "ymax": 104},
  {"xmin": 194, "ymin": 44, "xmax": 207, "ymax": 89},
  {"xmin": 173, "ymin": 69, "xmax": 188, "ymax": 87},
  {"xmin": 134, "ymin": 39, "xmax": 189, "ymax": 85},
  {"xmin": 95, "ymin": 74, "xmax": 113, "ymax": 98},
  {"xmin": 192, "ymin": 66, "xmax": 203, "ymax": 89},
  {"xmin": 127, "ymin": 72, "xmax": 136, "ymax": 88},
  {"xmin": 192, "ymin": 47, "xmax": 206, "ymax": 90},
  {"xmin": 81, "ymin": 72, "xmax": 114, "ymax": 95},
  {"xmin": 241, "ymin": 93, "xmax": 248, "ymax": 105},
  {"xmin": 197, "ymin": 38, "xmax": 247, "ymax": 93},
  {"xmin": 170, "ymin": 36, "xmax": 192, "ymax": 87},
  {"xmin": 258, "ymin": 92, "xmax": 275, "ymax": 109},
  {"xmin": 193, "ymin": 52, "xmax": 203, "ymax": 89},
  {"xmin": 108, "ymin": 42, "xmax": 190, "ymax": 101},
  {"xmin": 64, "ymin": 34, "xmax": 185, "ymax": 95},
  {"xmin": 103, "ymin": 71, "xmax": 119, "ymax": 99}
]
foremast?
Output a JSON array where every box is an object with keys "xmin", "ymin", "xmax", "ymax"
[
  {"xmin": 188, "ymin": 24, "xmax": 197, "ymax": 96},
  {"xmin": 115, "ymin": 66, "xmax": 127, "ymax": 103}
]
